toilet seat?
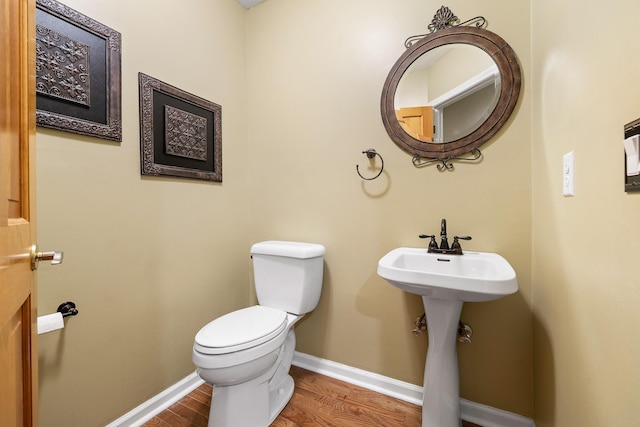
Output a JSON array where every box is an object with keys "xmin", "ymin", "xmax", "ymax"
[{"xmin": 194, "ymin": 306, "xmax": 288, "ymax": 355}]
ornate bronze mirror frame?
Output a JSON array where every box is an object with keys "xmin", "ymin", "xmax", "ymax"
[{"xmin": 380, "ymin": 7, "xmax": 521, "ymax": 169}]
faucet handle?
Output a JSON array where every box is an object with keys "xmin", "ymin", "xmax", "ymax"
[
  {"xmin": 419, "ymin": 234, "xmax": 438, "ymax": 251},
  {"xmin": 451, "ymin": 236, "xmax": 472, "ymax": 254}
]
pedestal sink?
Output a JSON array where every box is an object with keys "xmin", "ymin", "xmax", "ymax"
[{"xmin": 377, "ymin": 247, "xmax": 517, "ymax": 427}]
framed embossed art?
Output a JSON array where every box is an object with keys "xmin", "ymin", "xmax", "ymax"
[
  {"xmin": 35, "ymin": 0, "xmax": 122, "ymax": 141},
  {"xmin": 138, "ymin": 73, "xmax": 222, "ymax": 182}
]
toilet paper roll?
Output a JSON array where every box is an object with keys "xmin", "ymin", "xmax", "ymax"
[
  {"xmin": 37, "ymin": 312, "xmax": 64, "ymax": 335},
  {"xmin": 624, "ymin": 134, "xmax": 640, "ymax": 176}
]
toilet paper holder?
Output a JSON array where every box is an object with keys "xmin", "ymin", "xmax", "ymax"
[{"xmin": 57, "ymin": 301, "xmax": 78, "ymax": 318}]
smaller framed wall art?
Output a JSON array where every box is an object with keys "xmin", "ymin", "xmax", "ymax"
[{"xmin": 138, "ymin": 73, "xmax": 222, "ymax": 182}]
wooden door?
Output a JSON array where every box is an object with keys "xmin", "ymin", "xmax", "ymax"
[
  {"xmin": 0, "ymin": 0, "xmax": 38, "ymax": 426},
  {"xmin": 396, "ymin": 106, "xmax": 434, "ymax": 142}
]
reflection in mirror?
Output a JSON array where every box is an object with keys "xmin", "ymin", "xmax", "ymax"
[{"xmin": 394, "ymin": 45, "xmax": 501, "ymax": 143}]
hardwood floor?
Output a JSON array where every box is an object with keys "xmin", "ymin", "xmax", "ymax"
[{"xmin": 142, "ymin": 366, "xmax": 481, "ymax": 427}]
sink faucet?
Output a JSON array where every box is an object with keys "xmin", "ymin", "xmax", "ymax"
[
  {"xmin": 440, "ymin": 218, "xmax": 449, "ymax": 250},
  {"xmin": 419, "ymin": 218, "xmax": 472, "ymax": 255}
]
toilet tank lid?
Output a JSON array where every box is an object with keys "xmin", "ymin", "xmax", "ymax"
[{"xmin": 251, "ymin": 241, "xmax": 325, "ymax": 259}]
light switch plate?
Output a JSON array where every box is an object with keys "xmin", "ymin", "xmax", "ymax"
[{"xmin": 563, "ymin": 151, "xmax": 574, "ymax": 196}]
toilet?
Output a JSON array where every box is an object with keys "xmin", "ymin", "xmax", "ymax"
[{"xmin": 192, "ymin": 240, "xmax": 325, "ymax": 427}]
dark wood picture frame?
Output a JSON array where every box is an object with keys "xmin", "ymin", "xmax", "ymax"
[
  {"xmin": 138, "ymin": 73, "xmax": 222, "ymax": 182},
  {"xmin": 35, "ymin": 0, "xmax": 122, "ymax": 141}
]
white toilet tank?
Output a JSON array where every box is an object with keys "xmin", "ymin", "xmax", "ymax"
[{"xmin": 251, "ymin": 241, "xmax": 325, "ymax": 315}]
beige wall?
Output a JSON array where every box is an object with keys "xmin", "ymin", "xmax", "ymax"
[
  {"xmin": 37, "ymin": 0, "xmax": 537, "ymax": 426},
  {"xmin": 246, "ymin": 0, "xmax": 533, "ymax": 418},
  {"xmin": 532, "ymin": 0, "xmax": 640, "ymax": 425},
  {"xmin": 428, "ymin": 45, "xmax": 496, "ymax": 100},
  {"xmin": 37, "ymin": 0, "xmax": 640, "ymax": 425},
  {"xmin": 36, "ymin": 1, "xmax": 249, "ymax": 425}
]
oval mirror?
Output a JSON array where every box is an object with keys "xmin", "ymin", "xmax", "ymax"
[{"xmin": 381, "ymin": 24, "xmax": 521, "ymax": 160}]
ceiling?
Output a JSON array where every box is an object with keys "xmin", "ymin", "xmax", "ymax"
[{"xmin": 236, "ymin": 0, "xmax": 265, "ymax": 8}]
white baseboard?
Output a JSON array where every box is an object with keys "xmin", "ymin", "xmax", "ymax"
[
  {"xmin": 459, "ymin": 398, "xmax": 535, "ymax": 427},
  {"xmin": 105, "ymin": 372, "xmax": 204, "ymax": 427},
  {"xmin": 106, "ymin": 352, "xmax": 534, "ymax": 427},
  {"xmin": 292, "ymin": 351, "xmax": 424, "ymax": 405},
  {"xmin": 292, "ymin": 351, "xmax": 535, "ymax": 427}
]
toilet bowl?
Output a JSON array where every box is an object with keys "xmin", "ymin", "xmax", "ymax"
[{"xmin": 192, "ymin": 241, "xmax": 325, "ymax": 427}]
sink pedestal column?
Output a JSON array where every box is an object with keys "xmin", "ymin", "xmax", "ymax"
[{"xmin": 421, "ymin": 296, "xmax": 464, "ymax": 427}]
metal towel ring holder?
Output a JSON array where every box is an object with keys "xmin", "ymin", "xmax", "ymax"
[{"xmin": 356, "ymin": 149, "xmax": 384, "ymax": 180}]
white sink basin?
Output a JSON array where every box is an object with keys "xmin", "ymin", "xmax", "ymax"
[{"xmin": 377, "ymin": 247, "xmax": 518, "ymax": 302}]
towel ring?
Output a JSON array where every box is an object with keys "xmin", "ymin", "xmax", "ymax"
[{"xmin": 356, "ymin": 149, "xmax": 384, "ymax": 180}]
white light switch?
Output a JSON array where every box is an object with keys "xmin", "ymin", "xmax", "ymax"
[{"xmin": 563, "ymin": 151, "xmax": 574, "ymax": 196}]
